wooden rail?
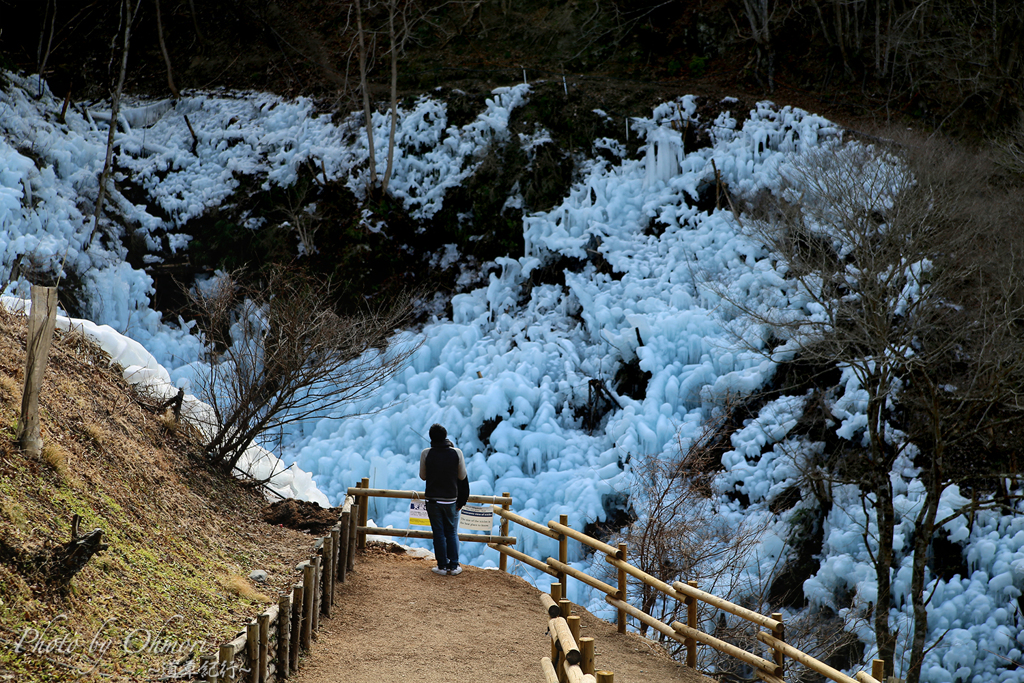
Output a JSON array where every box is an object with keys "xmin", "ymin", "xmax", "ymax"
[
  {"xmin": 342, "ymin": 483, "xmax": 887, "ymax": 683},
  {"xmin": 347, "ymin": 478, "xmax": 517, "ymax": 550},
  {"xmin": 542, "ymin": 589, "xmax": 606, "ymax": 683}
]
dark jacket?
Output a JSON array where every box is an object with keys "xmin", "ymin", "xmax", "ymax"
[{"xmin": 420, "ymin": 441, "xmax": 469, "ymax": 506}]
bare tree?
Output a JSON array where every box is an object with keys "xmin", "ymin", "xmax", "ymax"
[
  {"xmin": 347, "ymin": 0, "xmax": 428, "ymax": 197},
  {"xmin": 725, "ymin": 134, "xmax": 1024, "ymax": 679},
  {"xmin": 92, "ymin": 0, "xmax": 141, "ymax": 242},
  {"xmin": 614, "ymin": 412, "xmax": 769, "ymax": 649},
  {"xmin": 153, "ymin": 0, "xmax": 180, "ymax": 99},
  {"xmin": 186, "ymin": 268, "xmax": 418, "ymax": 472}
]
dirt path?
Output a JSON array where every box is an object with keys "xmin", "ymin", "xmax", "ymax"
[{"xmin": 291, "ymin": 544, "xmax": 712, "ymax": 683}]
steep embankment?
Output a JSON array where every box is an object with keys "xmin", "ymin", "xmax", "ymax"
[{"xmin": 0, "ymin": 306, "xmax": 318, "ymax": 681}]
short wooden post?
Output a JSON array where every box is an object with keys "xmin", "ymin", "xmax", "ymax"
[
  {"xmin": 219, "ymin": 644, "xmax": 235, "ymax": 683},
  {"xmin": 277, "ymin": 593, "xmax": 291, "ymax": 679},
  {"xmin": 290, "ymin": 584, "xmax": 302, "ymax": 670},
  {"xmin": 311, "ymin": 556, "xmax": 321, "ymax": 634},
  {"xmin": 331, "ymin": 526, "xmax": 341, "ymax": 602},
  {"xmin": 567, "ymin": 615, "xmax": 581, "ymax": 646},
  {"xmin": 201, "ymin": 652, "xmax": 217, "ymax": 683},
  {"xmin": 339, "ymin": 510, "xmax": 350, "ymax": 582},
  {"xmin": 320, "ymin": 536, "xmax": 332, "ymax": 618},
  {"xmin": 17, "ymin": 285, "xmax": 58, "ymax": 457},
  {"xmin": 246, "ymin": 621, "xmax": 258, "ymax": 683},
  {"xmin": 771, "ymin": 611, "xmax": 785, "ymax": 681},
  {"xmin": 551, "ymin": 582, "xmax": 563, "ymax": 604},
  {"xmin": 357, "ymin": 477, "xmax": 370, "ymax": 549},
  {"xmin": 498, "ymin": 492, "xmax": 511, "ymax": 572},
  {"xmin": 617, "ymin": 542, "xmax": 627, "ymax": 634},
  {"xmin": 258, "ymin": 612, "xmax": 269, "ymax": 683},
  {"xmin": 557, "ymin": 514, "xmax": 569, "ymax": 588},
  {"xmin": 301, "ymin": 564, "xmax": 314, "ymax": 650},
  {"xmin": 872, "ymin": 659, "xmax": 885, "ymax": 681},
  {"xmin": 596, "ymin": 672, "xmax": 614, "ymax": 683},
  {"xmin": 685, "ymin": 579, "xmax": 698, "ymax": 668},
  {"xmin": 347, "ymin": 498, "xmax": 358, "ymax": 571},
  {"xmin": 580, "ymin": 637, "xmax": 595, "ymax": 675}
]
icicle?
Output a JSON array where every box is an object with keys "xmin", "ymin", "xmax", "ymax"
[
  {"xmin": 563, "ymin": 76, "xmax": 568, "ymax": 95},
  {"xmin": 522, "ymin": 67, "xmax": 527, "ymax": 85}
]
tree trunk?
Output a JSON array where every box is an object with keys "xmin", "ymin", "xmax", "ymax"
[
  {"xmin": 906, "ymin": 472, "xmax": 941, "ymax": 683},
  {"xmin": 39, "ymin": 515, "xmax": 109, "ymax": 588},
  {"xmin": 44, "ymin": 529, "xmax": 109, "ymax": 586},
  {"xmin": 92, "ymin": 0, "xmax": 138, "ymax": 240},
  {"xmin": 355, "ymin": 0, "xmax": 378, "ymax": 192},
  {"xmin": 154, "ymin": 0, "xmax": 181, "ymax": 98},
  {"xmin": 908, "ymin": 396, "xmax": 945, "ymax": 683},
  {"xmin": 874, "ymin": 476, "xmax": 896, "ymax": 678},
  {"xmin": 381, "ymin": 1, "xmax": 399, "ymax": 193}
]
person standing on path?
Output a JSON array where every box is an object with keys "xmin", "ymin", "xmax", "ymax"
[{"xmin": 420, "ymin": 423, "xmax": 469, "ymax": 576}]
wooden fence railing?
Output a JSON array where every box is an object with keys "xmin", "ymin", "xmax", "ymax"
[
  {"xmin": 343, "ymin": 483, "xmax": 892, "ymax": 683},
  {"xmin": 541, "ymin": 585, "xmax": 613, "ymax": 683},
  {"xmin": 202, "ymin": 493, "xmax": 362, "ymax": 682},
  {"xmin": 482, "ymin": 502, "xmax": 890, "ymax": 683},
  {"xmin": 346, "ymin": 477, "xmax": 516, "ymax": 555}
]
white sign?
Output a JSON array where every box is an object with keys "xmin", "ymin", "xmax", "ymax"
[
  {"xmin": 409, "ymin": 500, "xmax": 430, "ymax": 527},
  {"xmin": 459, "ymin": 504, "xmax": 494, "ymax": 532}
]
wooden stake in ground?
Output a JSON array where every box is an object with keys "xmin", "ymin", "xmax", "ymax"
[{"xmin": 17, "ymin": 285, "xmax": 58, "ymax": 457}]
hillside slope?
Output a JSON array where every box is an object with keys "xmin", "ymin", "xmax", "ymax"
[{"xmin": 0, "ymin": 305, "xmax": 318, "ymax": 681}]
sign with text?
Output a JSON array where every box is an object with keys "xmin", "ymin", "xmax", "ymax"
[
  {"xmin": 409, "ymin": 500, "xmax": 430, "ymax": 527},
  {"xmin": 459, "ymin": 504, "xmax": 494, "ymax": 532}
]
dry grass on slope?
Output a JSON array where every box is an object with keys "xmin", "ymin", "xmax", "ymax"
[{"xmin": 0, "ymin": 307, "xmax": 321, "ymax": 681}]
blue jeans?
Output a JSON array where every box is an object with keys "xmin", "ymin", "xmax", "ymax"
[{"xmin": 426, "ymin": 501, "xmax": 460, "ymax": 570}]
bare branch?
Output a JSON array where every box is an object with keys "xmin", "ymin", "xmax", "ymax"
[{"xmin": 185, "ymin": 268, "xmax": 419, "ymax": 472}]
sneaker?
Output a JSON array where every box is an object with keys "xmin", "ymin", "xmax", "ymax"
[
  {"xmin": 448, "ymin": 565, "xmax": 463, "ymax": 576},
  {"xmin": 431, "ymin": 567, "xmax": 448, "ymax": 576}
]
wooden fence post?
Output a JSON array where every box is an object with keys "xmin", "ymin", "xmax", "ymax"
[
  {"xmin": 258, "ymin": 612, "xmax": 269, "ymax": 683},
  {"xmin": 872, "ymin": 659, "xmax": 885, "ymax": 681},
  {"xmin": 219, "ymin": 644, "xmax": 235, "ymax": 683},
  {"xmin": 311, "ymin": 556, "xmax": 321, "ymax": 635},
  {"xmin": 339, "ymin": 509, "xmax": 350, "ymax": 583},
  {"xmin": 617, "ymin": 542, "xmax": 627, "ymax": 634},
  {"xmin": 357, "ymin": 477, "xmax": 369, "ymax": 549},
  {"xmin": 559, "ymin": 599, "xmax": 571, "ymax": 619},
  {"xmin": 301, "ymin": 564, "xmax": 314, "ymax": 651},
  {"xmin": 551, "ymin": 582, "xmax": 563, "ymax": 604},
  {"xmin": 246, "ymin": 621, "xmax": 258, "ymax": 683},
  {"xmin": 277, "ymin": 593, "xmax": 291, "ymax": 679},
  {"xmin": 580, "ymin": 637, "xmax": 595, "ymax": 675},
  {"xmin": 499, "ymin": 492, "xmax": 511, "ymax": 572},
  {"xmin": 320, "ymin": 536, "xmax": 332, "ymax": 618},
  {"xmin": 596, "ymin": 672, "xmax": 614, "ymax": 683},
  {"xmin": 330, "ymin": 526, "xmax": 341, "ymax": 603},
  {"xmin": 772, "ymin": 611, "xmax": 785, "ymax": 681},
  {"xmin": 557, "ymin": 514, "xmax": 568, "ymax": 588},
  {"xmin": 685, "ymin": 579, "xmax": 698, "ymax": 668},
  {"xmin": 17, "ymin": 285, "xmax": 58, "ymax": 457},
  {"xmin": 290, "ymin": 583, "xmax": 302, "ymax": 670},
  {"xmin": 567, "ymin": 615, "xmax": 581, "ymax": 646},
  {"xmin": 201, "ymin": 652, "xmax": 217, "ymax": 683},
  {"xmin": 347, "ymin": 494, "xmax": 358, "ymax": 571}
]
